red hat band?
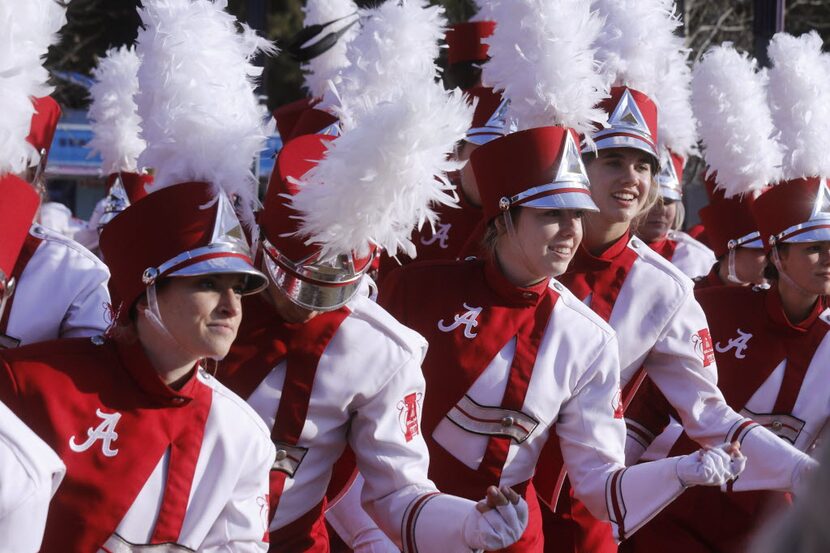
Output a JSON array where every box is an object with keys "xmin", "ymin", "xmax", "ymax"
[
  {"xmin": 446, "ymin": 21, "xmax": 496, "ymax": 65},
  {"xmin": 589, "ymin": 87, "xmax": 659, "ymax": 160},
  {"xmin": 260, "ymin": 134, "xmax": 372, "ymax": 311},
  {"xmin": 100, "ymin": 181, "xmax": 266, "ymax": 319},
  {"xmin": 657, "ymin": 151, "xmax": 685, "ymax": 201},
  {"xmin": 0, "ymin": 174, "xmax": 40, "ymax": 296},
  {"xmin": 472, "ymin": 126, "xmax": 599, "ymax": 222},
  {"xmin": 752, "ymin": 177, "xmax": 830, "ymax": 250}
]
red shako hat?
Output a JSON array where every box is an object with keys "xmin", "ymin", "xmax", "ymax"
[
  {"xmin": 472, "ymin": 126, "xmax": 599, "ymax": 222},
  {"xmin": 258, "ymin": 134, "xmax": 373, "ymax": 311},
  {"xmin": 588, "ymin": 86, "xmax": 659, "ymax": 161},
  {"xmin": 446, "ymin": 21, "xmax": 496, "ymax": 65},
  {"xmin": 100, "ymin": 181, "xmax": 267, "ymax": 320},
  {"xmin": 657, "ymin": 150, "xmax": 685, "ymax": 201},
  {"xmin": 0, "ymin": 175, "xmax": 40, "ymax": 295},
  {"xmin": 699, "ymin": 173, "xmax": 763, "ymax": 258},
  {"xmin": 274, "ymin": 98, "xmax": 317, "ymax": 141},
  {"xmin": 464, "ymin": 86, "xmax": 509, "ymax": 146},
  {"xmin": 752, "ymin": 177, "xmax": 830, "ymax": 251},
  {"xmin": 26, "ymin": 96, "xmax": 61, "ymax": 162}
]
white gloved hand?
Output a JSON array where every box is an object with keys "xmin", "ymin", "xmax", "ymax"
[
  {"xmin": 677, "ymin": 443, "xmax": 746, "ymax": 487},
  {"xmin": 462, "ymin": 486, "xmax": 528, "ymax": 551}
]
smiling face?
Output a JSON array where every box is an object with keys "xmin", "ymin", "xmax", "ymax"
[
  {"xmin": 495, "ymin": 207, "xmax": 584, "ymax": 286},
  {"xmin": 154, "ymin": 274, "xmax": 246, "ymax": 360},
  {"xmin": 777, "ymin": 241, "xmax": 830, "ymax": 296},
  {"xmin": 585, "ymin": 148, "xmax": 655, "ymax": 229},
  {"xmin": 637, "ymin": 197, "xmax": 677, "ymax": 243}
]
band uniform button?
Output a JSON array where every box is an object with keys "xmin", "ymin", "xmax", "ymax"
[
  {"xmin": 275, "ymin": 449, "xmax": 288, "ymax": 461},
  {"xmin": 771, "ymin": 420, "xmax": 783, "ymax": 430},
  {"xmin": 501, "ymin": 416, "xmax": 515, "ymax": 428}
]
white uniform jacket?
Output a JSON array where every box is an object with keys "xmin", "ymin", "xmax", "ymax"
[
  {"xmin": 378, "ymin": 258, "xmax": 702, "ymax": 543},
  {"xmin": 0, "ymin": 400, "xmax": 65, "ymax": 553},
  {"xmin": 2, "ymin": 224, "xmax": 110, "ymax": 347},
  {"xmin": 219, "ymin": 285, "xmax": 490, "ymax": 552},
  {"xmin": 562, "ymin": 234, "xmax": 813, "ymax": 493},
  {"xmin": 0, "ymin": 337, "xmax": 275, "ymax": 552},
  {"xmin": 646, "ymin": 230, "xmax": 716, "ymax": 280}
]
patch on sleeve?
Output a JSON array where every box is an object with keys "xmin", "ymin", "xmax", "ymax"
[
  {"xmin": 398, "ymin": 392, "xmax": 422, "ymax": 442},
  {"xmin": 692, "ymin": 328, "xmax": 715, "ymax": 367}
]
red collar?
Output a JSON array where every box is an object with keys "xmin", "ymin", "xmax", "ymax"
[
  {"xmin": 115, "ymin": 338, "xmax": 200, "ymax": 406},
  {"xmin": 647, "ymin": 236, "xmax": 678, "ymax": 262},
  {"xmin": 571, "ymin": 231, "xmax": 631, "ymax": 272},
  {"xmin": 764, "ymin": 283, "xmax": 827, "ymax": 334},
  {"xmin": 484, "ymin": 257, "xmax": 550, "ymax": 307}
]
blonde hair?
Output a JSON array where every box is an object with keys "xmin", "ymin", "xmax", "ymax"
[{"xmin": 629, "ymin": 174, "xmax": 660, "ymax": 231}]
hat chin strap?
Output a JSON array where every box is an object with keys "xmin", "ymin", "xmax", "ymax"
[
  {"xmin": 726, "ymin": 248, "xmax": 746, "ymax": 285},
  {"xmin": 771, "ymin": 244, "xmax": 814, "ymax": 297},
  {"xmin": 143, "ymin": 283, "xmax": 177, "ymax": 344}
]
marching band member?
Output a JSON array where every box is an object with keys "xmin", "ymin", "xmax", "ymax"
[
  {"xmin": 0, "ymin": 0, "xmax": 110, "ymax": 349},
  {"xmin": 694, "ymin": 178, "xmax": 768, "ymax": 290},
  {"xmin": 274, "ymin": 0, "xmax": 358, "ymax": 143},
  {"xmin": 219, "ymin": 2, "xmax": 528, "ymax": 551},
  {"xmin": 636, "ymin": 23, "xmax": 715, "ymax": 279},
  {"xmin": 636, "ymin": 151, "xmax": 716, "ymax": 279},
  {"xmin": 0, "ymin": 0, "xmax": 281, "ymax": 549},
  {"xmin": 534, "ymin": 3, "xmax": 817, "ymax": 552},
  {"xmin": 621, "ymin": 33, "xmax": 830, "ymax": 553},
  {"xmin": 380, "ymin": 1, "xmax": 745, "ymax": 551},
  {"xmin": 0, "ymin": 4, "xmax": 67, "ymax": 540},
  {"xmin": 75, "ymin": 45, "xmax": 152, "ymax": 255}
]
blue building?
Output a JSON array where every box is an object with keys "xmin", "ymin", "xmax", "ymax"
[{"xmin": 46, "ymin": 109, "xmax": 282, "ymax": 219}]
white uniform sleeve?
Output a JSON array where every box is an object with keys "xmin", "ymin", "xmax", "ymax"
[
  {"xmin": 60, "ymin": 253, "xmax": 110, "ymax": 339},
  {"xmin": 326, "ymin": 474, "xmax": 400, "ymax": 552},
  {"xmin": 0, "ymin": 402, "xmax": 65, "ymax": 553},
  {"xmin": 644, "ymin": 290, "xmax": 813, "ymax": 492},
  {"xmin": 348, "ymin": 353, "xmax": 482, "ymax": 553},
  {"xmin": 555, "ymin": 334, "xmax": 689, "ymax": 542},
  {"xmin": 199, "ymin": 436, "xmax": 275, "ymax": 552}
]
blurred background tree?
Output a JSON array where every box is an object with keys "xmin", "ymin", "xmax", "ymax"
[{"xmin": 48, "ymin": 0, "xmax": 829, "ymax": 111}]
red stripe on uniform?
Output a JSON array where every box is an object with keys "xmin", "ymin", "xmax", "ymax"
[
  {"xmin": 609, "ymin": 469, "xmax": 626, "ymax": 540},
  {"xmin": 403, "ymin": 492, "xmax": 440, "ymax": 553}
]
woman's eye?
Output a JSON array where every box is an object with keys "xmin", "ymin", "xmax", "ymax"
[
  {"xmin": 198, "ymin": 278, "xmax": 217, "ymax": 290},
  {"xmin": 636, "ymin": 163, "xmax": 651, "ymax": 173},
  {"xmin": 233, "ymin": 285, "xmax": 245, "ymax": 295},
  {"xmin": 575, "ymin": 210, "xmax": 585, "ymax": 218}
]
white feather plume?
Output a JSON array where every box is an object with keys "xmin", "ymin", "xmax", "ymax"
[
  {"xmin": 320, "ymin": 0, "xmax": 445, "ymax": 130},
  {"xmin": 691, "ymin": 45, "xmax": 782, "ymax": 198},
  {"xmin": 767, "ymin": 31, "xmax": 830, "ymax": 180},
  {"xmin": 594, "ymin": 0, "xmax": 682, "ymax": 98},
  {"xmin": 88, "ymin": 46, "xmax": 145, "ymax": 175},
  {"xmin": 470, "ymin": 0, "xmax": 495, "ymax": 21},
  {"xmin": 301, "ymin": 0, "xmax": 359, "ymax": 99},
  {"xmin": 135, "ymin": 0, "xmax": 276, "ymax": 224},
  {"xmin": 291, "ymin": 85, "xmax": 473, "ymax": 260},
  {"xmin": 0, "ymin": 0, "xmax": 67, "ymax": 175},
  {"xmin": 479, "ymin": 0, "xmax": 607, "ymax": 136},
  {"xmin": 654, "ymin": 42, "xmax": 698, "ymax": 159}
]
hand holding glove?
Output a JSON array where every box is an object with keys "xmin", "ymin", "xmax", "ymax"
[
  {"xmin": 462, "ymin": 486, "xmax": 528, "ymax": 551},
  {"xmin": 676, "ymin": 442, "xmax": 746, "ymax": 487}
]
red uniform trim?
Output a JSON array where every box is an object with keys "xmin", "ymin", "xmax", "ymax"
[{"xmin": 0, "ymin": 232, "xmax": 43, "ymax": 335}]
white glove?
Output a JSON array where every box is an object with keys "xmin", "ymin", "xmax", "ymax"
[
  {"xmin": 462, "ymin": 486, "xmax": 528, "ymax": 551},
  {"xmin": 352, "ymin": 528, "xmax": 400, "ymax": 553},
  {"xmin": 676, "ymin": 443, "xmax": 746, "ymax": 487}
]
